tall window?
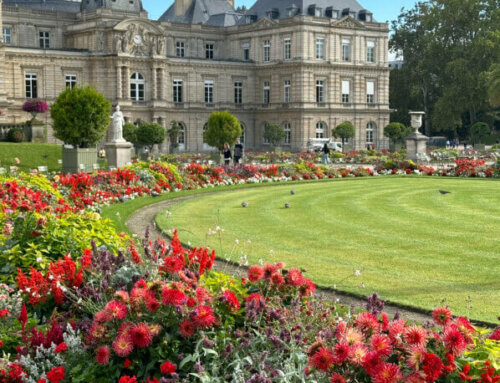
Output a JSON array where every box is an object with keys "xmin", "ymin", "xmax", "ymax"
[
  {"xmin": 3, "ymin": 27, "xmax": 11, "ymax": 44},
  {"xmin": 366, "ymin": 81, "xmax": 375, "ymax": 104},
  {"xmin": 316, "ymin": 122, "xmax": 325, "ymax": 139},
  {"xmin": 342, "ymin": 80, "xmax": 350, "ymax": 103},
  {"xmin": 65, "ymin": 74, "xmax": 77, "ymax": 89},
  {"xmin": 263, "ymin": 124, "xmax": 270, "ymax": 144},
  {"xmin": 316, "ymin": 80, "xmax": 324, "ymax": 103},
  {"xmin": 234, "ymin": 82, "xmax": 243, "ymax": 104},
  {"xmin": 177, "ymin": 123, "xmax": 186, "ymax": 150},
  {"xmin": 239, "ymin": 124, "xmax": 245, "ymax": 144},
  {"xmin": 283, "ymin": 80, "xmax": 291, "ymax": 103},
  {"xmin": 284, "ymin": 38, "xmax": 291, "ymax": 60},
  {"xmin": 366, "ymin": 122, "xmax": 375, "ymax": 148},
  {"xmin": 283, "ymin": 123, "xmax": 291, "ymax": 144},
  {"xmin": 173, "ymin": 79, "xmax": 183, "ymax": 103},
  {"xmin": 130, "ymin": 72, "xmax": 145, "ymax": 101},
  {"xmin": 39, "ymin": 31, "xmax": 50, "ymax": 49},
  {"xmin": 342, "ymin": 39, "xmax": 350, "ymax": 61},
  {"xmin": 25, "ymin": 73, "xmax": 37, "ymax": 98},
  {"xmin": 263, "ymin": 81, "xmax": 270, "ymax": 104},
  {"xmin": 242, "ymin": 42, "xmax": 250, "ymax": 61},
  {"xmin": 205, "ymin": 44, "xmax": 214, "ymax": 59},
  {"xmin": 176, "ymin": 42, "xmax": 185, "ymax": 57},
  {"xmin": 367, "ymin": 41, "xmax": 375, "ymax": 63},
  {"xmin": 263, "ymin": 40, "xmax": 270, "ymax": 62},
  {"xmin": 204, "ymin": 80, "xmax": 214, "ymax": 103},
  {"xmin": 316, "ymin": 38, "xmax": 325, "ymax": 59}
]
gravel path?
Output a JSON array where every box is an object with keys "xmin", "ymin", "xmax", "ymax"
[{"xmin": 126, "ymin": 191, "xmax": 434, "ymax": 324}]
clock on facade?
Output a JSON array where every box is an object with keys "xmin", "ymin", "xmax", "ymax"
[{"xmin": 133, "ymin": 34, "xmax": 142, "ymax": 44}]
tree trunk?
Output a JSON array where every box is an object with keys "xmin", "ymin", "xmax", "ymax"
[
  {"xmin": 422, "ymin": 84, "xmax": 431, "ymax": 136},
  {"xmin": 469, "ymin": 106, "xmax": 476, "ymax": 126}
]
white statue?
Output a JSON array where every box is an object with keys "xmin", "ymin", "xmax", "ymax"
[{"xmin": 111, "ymin": 105, "xmax": 126, "ymax": 143}]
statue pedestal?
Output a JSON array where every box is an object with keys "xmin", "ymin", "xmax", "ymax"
[
  {"xmin": 405, "ymin": 130, "xmax": 428, "ymax": 162},
  {"xmin": 105, "ymin": 141, "xmax": 133, "ymax": 169}
]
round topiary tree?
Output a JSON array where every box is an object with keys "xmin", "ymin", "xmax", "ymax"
[
  {"xmin": 136, "ymin": 122, "xmax": 166, "ymax": 153},
  {"xmin": 204, "ymin": 111, "xmax": 241, "ymax": 153},
  {"xmin": 7, "ymin": 127, "xmax": 24, "ymax": 143},
  {"xmin": 384, "ymin": 122, "xmax": 408, "ymax": 145},
  {"xmin": 167, "ymin": 120, "xmax": 183, "ymax": 154},
  {"xmin": 123, "ymin": 122, "xmax": 138, "ymax": 144},
  {"xmin": 50, "ymin": 86, "xmax": 111, "ymax": 148},
  {"xmin": 332, "ymin": 122, "xmax": 355, "ymax": 152},
  {"xmin": 470, "ymin": 122, "xmax": 490, "ymax": 145},
  {"xmin": 264, "ymin": 124, "xmax": 286, "ymax": 147}
]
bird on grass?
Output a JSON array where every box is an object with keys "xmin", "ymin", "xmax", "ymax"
[{"xmin": 439, "ymin": 190, "xmax": 451, "ymax": 195}]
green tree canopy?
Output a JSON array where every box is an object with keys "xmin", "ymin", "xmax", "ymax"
[
  {"xmin": 332, "ymin": 122, "xmax": 355, "ymax": 152},
  {"xmin": 50, "ymin": 85, "xmax": 111, "ymax": 148},
  {"xmin": 136, "ymin": 122, "xmax": 166, "ymax": 152},
  {"xmin": 470, "ymin": 122, "xmax": 491, "ymax": 144},
  {"xmin": 263, "ymin": 124, "xmax": 286, "ymax": 147},
  {"xmin": 487, "ymin": 63, "xmax": 500, "ymax": 107},
  {"xmin": 203, "ymin": 111, "xmax": 241, "ymax": 152},
  {"xmin": 123, "ymin": 122, "xmax": 138, "ymax": 144},
  {"xmin": 384, "ymin": 122, "xmax": 409, "ymax": 144}
]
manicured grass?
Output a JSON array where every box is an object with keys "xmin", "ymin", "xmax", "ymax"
[
  {"xmin": 157, "ymin": 177, "xmax": 500, "ymax": 323},
  {"xmin": 0, "ymin": 142, "xmax": 62, "ymax": 173}
]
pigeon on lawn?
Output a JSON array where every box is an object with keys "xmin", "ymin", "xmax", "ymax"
[{"xmin": 439, "ymin": 190, "xmax": 451, "ymax": 195}]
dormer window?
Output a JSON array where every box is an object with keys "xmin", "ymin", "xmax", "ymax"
[
  {"xmin": 266, "ymin": 8, "xmax": 279, "ymax": 19},
  {"xmin": 358, "ymin": 10, "xmax": 373, "ymax": 22},
  {"xmin": 287, "ymin": 5, "xmax": 299, "ymax": 17},
  {"xmin": 308, "ymin": 5, "xmax": 322, "ymax": 17},
  {"xmin": 325, "ymin": 7, "xmax": 339, "ymax": 19},
  {"xmin": 342, "ymin": 8, "xmax": 356, "ymax": 18},
  {"xmin": 245, "ymin": 14, "xmax": 257, "ymax": 24}
]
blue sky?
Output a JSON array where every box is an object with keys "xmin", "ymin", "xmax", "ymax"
[{"xmin": 142, "ymin": 0, "xmax": 419, "ymax": 26}]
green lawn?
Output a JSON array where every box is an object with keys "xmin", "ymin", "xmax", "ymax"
[
  {"xmin": 156, "ymin": 177, "xmax": 500, "ymax": 323},
  {"xmin": 0, "ymin": 142, "xmax": 62, "ymax": 173}
]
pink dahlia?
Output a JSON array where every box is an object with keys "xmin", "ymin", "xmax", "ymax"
[
  {"xmin": 443, "ymin": 325, "xmax": 467, "ymax": 356},
  {"xmin": 286, "ymin": 268, "xmax": 304, "ymax": 286},
  {"xmin": 372, "ymin": 362, "xmax": 402, "ymax": 383},
  {"xmin": 162, "ymin": 287, "xmax": 187, "ymax": 306},
  {"xmin": 370, "ymin": 333, "xmax": 392, "ymax": 358},
  {"xmin": 192, "ymin": 305, "xmax": 215, "ymax": 328},
  {"xmin": 333, "ymin": 342, "xmax": 350, "ymax": 364},
  {"xmin": 355, "ymin": 312, "xmax": 380, "ymax": 334},
  {"xmin": 105, "ymin": 301, "xmax": 128, "ymax": 320},
  {"xmin": 349, "ymin": 343, "xmax": 368, "ymax": 366},
  {"xmin": 179, "ymin": 320, "xmax": 195, "ymax": 338},
  {"xmin": 432, "ymin": 306, "xmax": 452, "ymax": 326},
  {"xmin": 130, "ymin": 322, "xmax": 153, "ymax": 348},
  {"xmin": 96, "ymin": 345, "xmax": 111, "ymax": 365},
  {"xmin": 309, "ymin": 347, "xmax": 334, "ymax": 372},
  {"xmin": 113, "ymin": 335, "xmax": 134, "ymax": 357},
  {"xmin": 330, "ymin": 374, "xmax": 346, "ymax": 383},
  {"xmin": 404, "ymin": 326, "xmax": 428, "ymax": 347},
  {"xmin": 248, "ymin": 265, "xmax": 264, "ymax": 282}
]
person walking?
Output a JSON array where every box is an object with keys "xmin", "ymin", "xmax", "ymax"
[
  {"xmin": 322, "ymin": 143, "xmax": 330, "ymax": 165},
  {"xmin": 234, "ymin": 139, "xmax": 243, "ymax": 164},
  {"xmin": 223, "ymin": 142, "xmax": 232, "ymax": 166}
]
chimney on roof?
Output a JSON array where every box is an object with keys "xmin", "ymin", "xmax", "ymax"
[{"xmin": 175, "ymin": 0, "xmax": 192, "ymax": 17}]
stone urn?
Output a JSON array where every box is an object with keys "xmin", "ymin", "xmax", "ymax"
[{"xmin": 405, "ymin": 111, "xmax": 428, "ymax": 162}]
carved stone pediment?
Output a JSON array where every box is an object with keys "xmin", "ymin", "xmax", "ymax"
[
  {"xmin": 113, "ymin": 19, "xmax": 166, "ymax": 57},
  {"xmin": 253, "ymin": 17, "xmax": 277, "ymax": 29},
  {"xmin": 333, "ymin": 16, "xmax": 366, "ymax": 30}
]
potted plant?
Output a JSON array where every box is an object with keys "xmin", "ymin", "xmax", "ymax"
[
  {"xmin": 136, "ymin": 122, "xmax": 166, "ymax": 160},
  {"xmin": 50, "ymin": 86, "xmax": 111, "ymax": 173},
  {"xmin": 167, "ymin": 120, "xmax": 183, "ymax": 154},
  {"xmin": 263, "ymin": 123, "xmax": 286, "ymax": 156},
  {"xmin": 203, "ymin": 111, "xmax": 242, "ymax": 164},
  {"xmin": 22, "ymin": 99, "xmax": 49, "ymax": 142}
]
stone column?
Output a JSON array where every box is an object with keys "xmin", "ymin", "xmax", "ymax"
[
  {"xmin": 158, "ymin": 68, "xmax": 164, "ymax": 100},
  {"xmin": 151, "ymin": 67, "xmax": 157, "ymax": 100},
  {"xmin": 123, "ymin": 66, "xmax": 130, "ymax": 99},
  {"xmin": 116, "ymin": 65, "xmax": 122, "ymax": 100}
]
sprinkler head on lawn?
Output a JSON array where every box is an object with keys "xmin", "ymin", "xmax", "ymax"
[
  {"xmin": 241, "ymin": 201, "xmax": 248, "ymax": 208},
  {"xmin": 284, "ymin": 203, "xmax": 290, "ymax": 208}
]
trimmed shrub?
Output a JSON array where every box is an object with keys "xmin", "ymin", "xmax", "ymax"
[{"xmin": 6, "ymin": 127, "xmax": 24, "ymax": 143}]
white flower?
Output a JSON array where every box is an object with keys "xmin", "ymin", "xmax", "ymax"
[
  {"xmin": 235, "ymin": 239, "xmax": 239, "ymax": 244},
  {"xmin": 355, "ymin": 270, "xmax": 361, "ymax": 277}
]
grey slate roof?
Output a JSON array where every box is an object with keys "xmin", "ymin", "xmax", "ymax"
[
  {"xmin": 239, "ymin": 0, "xmax": 372, "ymax": 24},
  {"xmin": 3, "ymin": 0, "xmax": 81, "ymax": 13},
  {"xmin": 158, "ymin": 0, "xmax": 242, "ymax": 26}
]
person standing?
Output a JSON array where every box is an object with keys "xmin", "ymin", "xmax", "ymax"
[
  {"xmin": 234, "ymin": 139, "xmax": 243, "ymax": 164},
  {"xmin": 322, "ymin": 143, "xmax": 330, "ymax": 165},
  {"xmin": 223, "ymin": 143, "xmax": 232, "ymax": 166}
]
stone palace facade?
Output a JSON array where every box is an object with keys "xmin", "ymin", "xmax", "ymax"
[{"xmin": 0, "ymin": 0, "xmax": 390, "ymax": 151}]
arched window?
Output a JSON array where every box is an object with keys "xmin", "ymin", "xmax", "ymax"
[
  {"xmin": 239, "ymin": 122, "xmax": 245, "ymax": 144},
  {"xmin": 366, "ymin": 122, "xmax": 375, "ymax": 149},
  {"xmin": 283, "ymin": 123, "xmax": 291, "ymax": 144},
  {"xmin": 316, "ymin": 122, "xmax": 326, "ymax": 139},
  {"xmin": 130, "ymin": 72, "xmax": 145, "ymax": 101},
  {"xmin": 177, "ymin": 122, "xmax": 186, "ymax": 151}
]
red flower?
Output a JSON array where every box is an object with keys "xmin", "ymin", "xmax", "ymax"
[
  {"xmin": 443, "ymin": 324, "xmax": 467, "ymax": 356},
  {"xmin": 263, "ymin": 263, "xmax": 277, "ymax": 279},
  {"xmin": 459, "ymin": 363, "xmax": 473, "ymax": 381},
  {"xmin": 192, "ymin": 305, "xmax": 215, "ymax": 328},
  {"xmin": 124, "ymin": 359, "xmax": 132, "ymax": 368},
  {"xmin": 355, "ymin": 312, "xmax": 380, "ymax": 334},
  {"xmin": 370, "ymin": 334, "xmax": 392, "ymax": 358},
  {"xmin": 130, "ymin": 322, "xmax": 153, "ymax": 348},
  {"xmin": 96, "ymin": 345, "xmax": 111, "ymax": 365},
  {"xmin": 286, "ymin": 268, "xmax": 304, "ymax": 286},
  {"xmin": 179, "ymin": 320, "xmax": 195, "ymax": 338},
  {"xmin": 18, "ymin": 303, "xmax": 28, "ymax": 331},
  {"xmin": 0, "ymin": 308, "xmax": 10, "ymax": 318},
  {"xmin": 309, "ymin": 347, "xmax": 334, "ymax": 372},
  {"xmin": 161, "ymin": 256, "xmax": 184, "ymax": 274},
  {"xmin": 222, "ymin": 290, "xmax": 240, "ymax": 312},
  {"xmin": 422, "ymin": 352, "xmax": 443, "ymax": 382},
  {"xmin": 270, "ymin": 273, "xmax": 284, "ymax": 285},
  {"xmin": 248, "ymin": 265, "xmax": 264, "ymax": 282},
  {"xmin": 432, "ymin": 306, "xmax": 452, "ymax": 326},
  {"xmin": 46, "ymin": 366, "xmax": 65, "ymax": 383},
  {"xmin": 363, "ymin": 351, "xmax": 382, "ymax": 376},
  {"xmin": 160, "ymin": 361, "xmax": 176, "ymax": 375},
  {"xmin": 404, "ymin": 326, "xmax": 428, "ymax": 347},
  {"xmin": 54, "ymin": 342, "xmax": 68, "ymax": 353},
  {"xmin": 330, "ymin": 374, "xmax": 346, "ymax": 383},
  {"xmin": 113, "ymin": 334, "xmax": 134, "ymax": 357},
  {"xmin": 105, "ymin": 300, "xmax": 128, "ymax": 320},
  {"xmin": 372, "ymin": 362, "xmax": 402, "ymax": 383},
  {"xmin": 489, "ymin": 328, "xmax": 500, "ymax": 341},
  {"xmin": 333, "ymin": 342, "xmax": 350, "ymax": 364},
  {"xmin": 162, "ymin": 287, "xmax": 187, "ymax": 306},
  {"xmin": 119, "ymin": 376, "xmax": 138, "ymax": 383}
]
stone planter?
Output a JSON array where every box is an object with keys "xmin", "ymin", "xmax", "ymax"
[{"xmin": 62, "ymin": 147, "xmax": 98, "ymax": 174}]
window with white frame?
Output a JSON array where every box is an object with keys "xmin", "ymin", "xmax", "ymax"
[
  {"xmin": 284, "ymin": 38, "xmax": 291, "ymax": 60},
  {"xmin": 176, "ymin": 42, "xmax": 185, "ymax": 57},
  {"xmin": 316, "ymin": 80, "xmax": 324, "ymax": 103},
  {"xmin": 130, "ymin": 72, "xmax": 145, "ymax": 101},
  {"xmin": 316, "ymin": 37, "xmax": 325, "ymax": 59},
  {"xmin": 173, "ymin": 79, "xmax": 183, "ymax": 103},
  {"xmin": 65, "ymin": 74, "xmax": 77, "ymax": 89},
  {"xmin": 204, "ymin": 80, "xmax": 214, "ymax": 103},
  {"xmin": 263, "ymin": 81, "xmax": 270, "ymax": 104},
  {"xmin": 25, "ymin": 73, "xmax": 38, "ymax": 98},
  {"xmin": 177, "ymin": 123, "xmax": 186, "ymax": 149},
  {"xmin": 242, "ymin": 42, "xmax": 250, "ymax": 61},
  {"xmin": 283, "ymin": 80, "xmax": 291, "ymax": 103},
  {"xmin": 316, "ymin": 122, "xmax": 326, "ymax": 138},
  {"xmin": 234, "ymin": 82, "xmax": 242, "ymax": 104},
  {"xmin": 367, "ymin": 41, "xmax": 375, "ymax": 63},
  {"xmin": 366, "ymin": 122, "xmax": 375, "ymax": 147},
  {"xmin": 39, "ymin": 31, "xmax": 50, "ymax": 49},
  {"xmin": 205, "ymin": 44, "xmax": 214, "ymax": 59},
  {"xmin": 342, "ymin": 39, "xmax": 350, "ymax": 61},
  {"xmin": 283, "ymin": 123, "xmax": 291, "ymax": 144},
  {"xmin": 366, "ymin": 81, "xmax": 375, "ymax": 104},
  {"xmin": 263, "ymin": 40, "xmax": 270, "ymax": 62},
  {"xmin": 3, "ymin": 27, "xmax": 11, "ymax": 44},
  {"xmin": 342, "ymin": 80, "xmax": 350, "ymax": 103}
]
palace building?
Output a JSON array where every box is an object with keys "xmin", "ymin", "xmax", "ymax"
[{"xmin": 0, "ymin": 0, "xmax": 390, "ymax": 151}]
